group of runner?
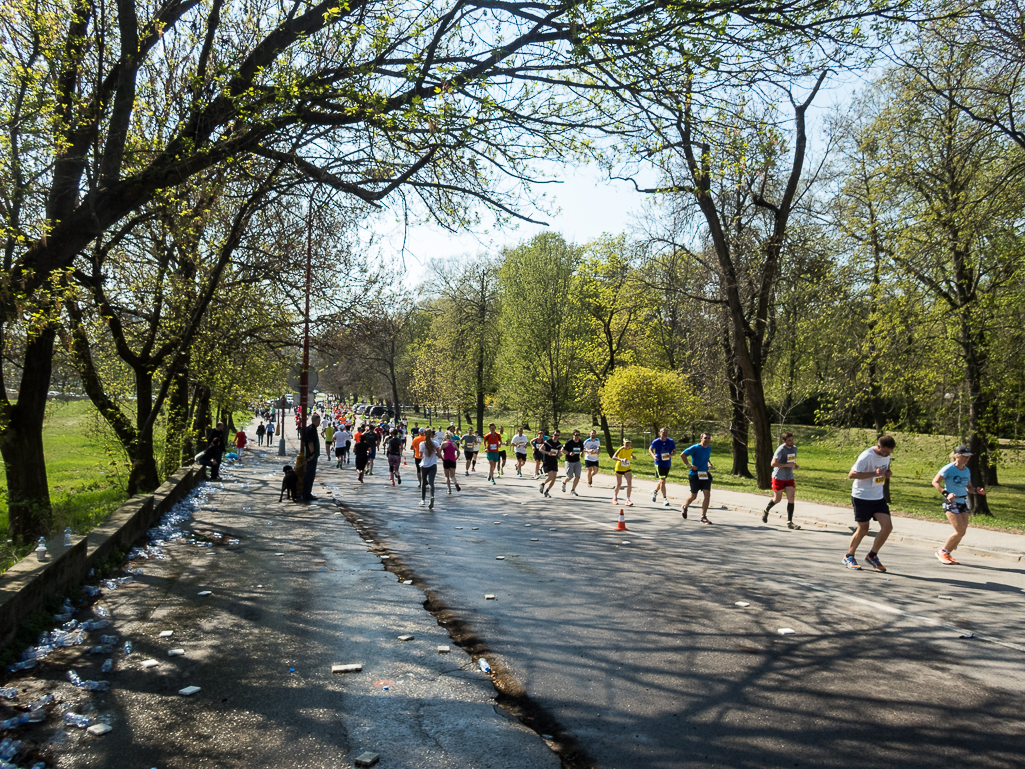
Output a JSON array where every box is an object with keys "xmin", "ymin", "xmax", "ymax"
[{"xmin": 307, "ymin": 406, "xmax": 987, "ymax": 573}]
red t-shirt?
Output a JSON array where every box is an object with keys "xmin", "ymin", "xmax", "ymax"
[
  {"xmin": 484, "ymin": 432, "xmax": 502, "ymax": 452},
  {"xmin": 235, "ymin": 431, "xmax": 247, "ymax": 448}
]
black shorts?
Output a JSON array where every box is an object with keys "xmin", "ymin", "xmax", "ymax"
[
  {"xmin": 443, "ymin": 459, "xmax": 457, "ymax": 469},
  {"xmin": 852, "ymin": 496, "xmax": 890, "ymax": 522},
  {"xmin": 585, "ymin": 460, "xmax": 599, "ymax": 468},
  {"xmin": 533, "ymin": 450, "xmax": 543, "ymax": 461},
  {"xmin": 943, "ymin": 500, "xmax": 969, "ymax": 514},
  {"xmin": 498, "ymin": 450, "xmax": 507, "ymax": 459},
  {"xmin": 688, "ymin": 474, "xmax": 712, "ymax": 493},
  {"xmin": 655, "ymin": 464, "xmax": 671, "ymax": 480},
  {"xmin": 355, "ymin": 456, "xmax": 368, "ymax": 470},
  {"xmin": 515, "ymin": 451, "xmax": 527, "ymax": 462},
  {"xmin": 414, "ymin": 457, "xmax": 422, "ymax": 467},
  {"xmin": 464, "ymin": 450, "xmax": 474, "ymax": 461},
  {"xmin": 340, "ymin": 441, "xmax": 350, "ymax": 456},
  {"xmin": 335, "ymin": 446, "xmax": 344, "ymax": 458},
  {"xmin": 542, "ymin": 461, "xmax": 558, "ymax": 474}
]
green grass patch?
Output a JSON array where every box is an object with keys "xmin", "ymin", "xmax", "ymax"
[
  {"xmin": 0, "ymin": 399, "xmax": 131, "ymax": 552},
  {"xmin": 480, "ymin": 412, "xmax": 1025, "ymax": 532}
]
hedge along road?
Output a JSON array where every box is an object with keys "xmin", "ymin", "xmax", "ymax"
[{"xmin": 327, "ymin": 461, "xmax": 1025, "ymax": 769}]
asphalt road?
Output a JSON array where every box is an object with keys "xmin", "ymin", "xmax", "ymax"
[{"xmin": 331, "ymin": 459, "xmax": 1025, "ymax": 769}]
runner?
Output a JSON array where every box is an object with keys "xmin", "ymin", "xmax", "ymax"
[
  {"xmin": 530, "ymin": 431, "xmax": 546, "ymax": 479},
  {"xmin": 539, "ymin": 430, "xmax": 563, "ymax": 497},
  {"xmin": 561, "ymin": 429, "xmax": 585, "ymax": 495},
  {"xmin": 365, "ymin": 427, "xmax": 379, "ymax": 476},
  {"xmin": 497, "ymin": 427, "xmax": 508, "ymax": 476},
  {"xmin": 681, "ymin": 433, "xmax": 714, "ymax": 524},
  {"xmin": 844, "ymin": 435, "xmax": 896, "ymax": 571},
  {"xmin": 763, "ymin": 432, "xmax": 801, "ymax": 529},
  {"xmin": 472, "ymin": 431, "xmax": 481, "ymax": 473},
  {"xmin": 419, "ymin": 429, "xmax": 441, "ymax": 509},
  {"xmin": 931, "ymin": 445, "xmax": 985, "ymax": 565},
  {"xmin": 612, "ymin": 438, "xmax": 633, "ymax": 505},
  {"xmin": 352, "ymin": 431, "xmax": 369, "ymax": 484},
  {"xmin": 386, "ymin": 428, "xmax": 404, "ymax": 486},
  {"xmin": 440, "ymin": 431, "xmax": 462, "ymax": 494},
  {"xmin": 335, "ymin": 425, "xmax": 352, "ymax": 469},
  {"xmin": 483, "ymin": 423, "xmax": 503, "ymax": 484},
  {"xmin": 583, "ymin": 430, "xmax": 601, "ymax": 487},
  {"xmin": 462, "ymin": 429, "xmax": 476, "ymax": 476},
  {"xmin": 510, "ymin": 427, "xmax": 529, "ymax": 477},
  {"xmin": 648, "ymin": 427, "xmax": 676, "ymax": 506},
  {"xmin": 411, "ymin": 428, "xmax": 426, "ymax": 486},
  {"xmin": 323, "ymin": 420, "xmax": 335, "ymax": 460}
]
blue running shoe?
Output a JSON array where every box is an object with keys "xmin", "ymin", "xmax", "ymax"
[
  {"xmin": 863, "ymin": 553, "xmax": 886, "ymax": 572},
  {"xmin": 842, "ymin": 554, "xmax": 862, "ymax": 570}
]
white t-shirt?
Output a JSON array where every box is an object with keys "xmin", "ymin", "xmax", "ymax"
[
  {"xmin": 851, "ymin": 447, "xmax": 891, "ymax": 500},
  {"xmin": 511, "ymin": 434, "xmax": 529, "ymax": 453},
  {"xmin": 419, "ymin": 440, "xmax": 442, "ymax": 468},
  {"xmin": 583, "ymin": 438, "xmax": 601, "ymax": 459},
  {"xmin": 336, "ymin": 430, "xmax": 352, "ymax": 447}
]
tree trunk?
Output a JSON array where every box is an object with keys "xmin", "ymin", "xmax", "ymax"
[
  {"xmin": 0, "ymin": 328, "xmax": 57, "ymax": 542},
  {"xmin": 190, "ymin": 384, "xmax": 211, "ymax": 458},
  {"xmin": 723, "ymin": 326, "xmax": 752, "ymax": 477},
  {"xmin": 599, "ymin": 413, "xmax": 615, "ymax": 457},
  {"xmin": 128, "ymin": 370, "xmax": 160, "ymax": 495},
  {"xmin": 163, "ymin": 365, "xmax": 190, "ymax": 473}
]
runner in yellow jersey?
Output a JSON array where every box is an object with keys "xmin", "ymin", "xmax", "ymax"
[{"xmin": 612, "ymin": 439, "xmax": 634, "ymax": 506}]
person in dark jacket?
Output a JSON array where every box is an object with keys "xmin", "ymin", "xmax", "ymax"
[{"xmin": 200, "ymin": 422, "xmax": 227, "ymax": 480}]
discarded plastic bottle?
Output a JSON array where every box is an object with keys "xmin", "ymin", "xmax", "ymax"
[
  {"xmin": 66, "ymin": 670, "xmax": 81, "ymax": 686},
  {"xmin": 63, "ymin": 527, "xmax": 72, "ymax": 547},
  {"xmin": 87, "ymin": 645, "xmax": 112, "ymax": 655},
  {"xmin": 478, "ymin": 658, "xmax": 491, "ymax": 673},
  {"xmin": 83, "ymin": 680, "xmax": 109, "ymax": 691},
  {"xmin": 65, "ymin": 713, "xmax": 90, "ymax": 728},
  {"xmin": 7, "ymin": 659, "xmax": 36, "ymax": 672},
  {"xmin": 101, "ymin": 659, "xmax": 113, "ymax": 673},
  {"xmin": 94, "ymin": 606, "xmax": 109, "ymax": 618},
  {"xmin": 0, "ymin": 717, "xmax": 19, "ymax": 729},
  {"xmin": 34, "ymin": 537, "xmax": 47, "ymax": 562},
  {"xmin": 0, "ymin": 687, "xmax": 17, "ymax": 699},
  {"xmin": 122, "ymin": 640, "xmax": 132, "ymax": 655},
  {"xmin": 100, "ymin": 635, "xmax": 118, "ymax": 645},
  {"xmin": 28, "ymin": 694, "xmax": 53, "ymax": 710}
]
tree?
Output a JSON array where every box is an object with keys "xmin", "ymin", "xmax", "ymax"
[
  {"xmin": 856, "ymin": 49, "xmax": 1025, "ymax": 513},
  {"xmin": 599, "ymin": 366, "xmax": 701, "ymax": 434},
  {"xmin": 499, "ymin": 233, "xmax": 580, "ymax": 431},
  {"xmin": 574, "ymin": 235, "xmax": 643, "ymax": 455}
]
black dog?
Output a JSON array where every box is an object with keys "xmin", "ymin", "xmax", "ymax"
[{"xmin": 279, "ymin": 465, "xmax": 299, "ymax": 502}]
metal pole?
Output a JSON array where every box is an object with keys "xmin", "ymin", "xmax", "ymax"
[{"xmin": 300, "ymin": 193, "xmax": 313, "ymax": 435}]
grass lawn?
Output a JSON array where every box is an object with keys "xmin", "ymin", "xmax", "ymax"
[
  {"xmin": 471, "ymin": 410, "xmax": 1025, "ymax": 533},
  {"xmin": 0, "ymin": 400, "xmax": 129, "ymax": 564}
]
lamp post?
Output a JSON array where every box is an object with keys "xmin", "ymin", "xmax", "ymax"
[{"xmin": 300, "ymin": 192, "xmax": 314, "ymax": 435}]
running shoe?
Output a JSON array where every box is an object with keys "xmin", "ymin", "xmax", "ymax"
[
  {"xmin": 540, "ymin": 483, "xmax": 545, "ymax": 494},
  {"xmin": 562, "ymin": 482, "xmax": 567, "ymax": 492},
  {"xmin": 490, "ymin": 478, "xmax": 496, "ymax": 485},
  {"xmin": 455, "ymin": 483, "xmax": 461, "ymax": 492},
  {"xmin": 465, "ymin": 471, "xmax": 469, "ymax": 476},
  {"xmin": 652, "ymin": 492, "xmax": 657, "ymax": 503},
  {"xmin": 543, "ymin": 491, "xmax": 551, "ymax": 497},
  {"xmin": 428, "ymin": 496, "xmax": 435, "ymax": 510},
  {"xmin": 517, "ymin": 472, "xmax": 522, "ymax": 478},
  {"xmin": 613, "ymin": 497, "xmax": 619, "ymax": 504},
  {"xmin": 571, "ymin": 489, "xmax": 579, "ymax": 496},
  {"xmin": 863, "ymin": 553, "xmax": 886, "ymax": 572},
  {"xmin": 397, "ymin": 477, "xmax": 401, "ymax": 485},
  {"xmin": 419, "ymin": 500, "xmax": 426, "ymax": 507},
  {"xmin": 447, "ymin": 489, "xmax": 451, "ymax": 495},
  {"xmin": 625, "ymin": 499, "xmax": 633, "ymax": 506},
  {"xmin": 761, "ymin": 510, "xmax": 769, "ymax": 523},
  {"xmin": 663, "ymin": 499, "xmax": 670, "ymax": 507},
  {"xmin": 842, "ymin": 554, "xmax": 862, "ymax": 570},
  {"xmin": 700, "ymin": 515, "xmax": 711, "ymax": 524},
  {"xmin": 936, "ymin": 550, "xmax": 959, "ymax": 565},
  {"xmin": 786, "ymin": 521, "xmax": 801, "ymax": 530},
  {"xmin": 391, "ymin": 479, "xmax": 395, "ymax": 486},
  {"xmin": 681, "ymin": 506, "xmax": 688, "ymax": 519}
]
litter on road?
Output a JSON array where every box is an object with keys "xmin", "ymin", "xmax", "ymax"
[
  {"xmin": 179, "ymin": 686, "xmax": 201, "ymax": 696},
  {"xmin": 197, "ymin": 591, "xmax": 212, "ymax": 596},
  {"xmin": 168, "ymin": 649, "xmax": 185, "ymax": 656},
  {"xmin": 397, "ymin": 635, "xmax": 414, "ymax": 642},
  {"xmin": 354, "ymin": 752, "xmax": 381, "ymax": 768},
  {"xmin": 86, "ymin": 723, "xmax": 112, "ymax": 736},
  {"xmin": 158, "ymin": 630, "xmax": 173, "ymax": 637},
  {"xmin": 735, "ymin": 602, "xmax": 750, "ymax": 607},
  {"xmin": 485, "ymin": 594, "xmax": 496, "ymax": 600},
  {"xmin": 496, "ymin": 556, "xmax": 505, "ymax": 560},
  {"xmin": 478, "ymin": 658, "xmax": 491, "ymax": 673},
  {"xmin": 437, "ymin": 646, "xmax": 450, "ymax": 654},
  {"xmin": 778, "ymin": 628, "xmax": 796, "ymax": 635},
  {"xmin": 332, "ymin": 664, "xmax": 363, "ymax": 674},
  {"xmin": 140, "ymin": 659, "xmax": 158, "ymax": 669}
]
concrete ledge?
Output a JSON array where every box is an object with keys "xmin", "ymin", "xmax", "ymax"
[{"xmin": 0, "ymin": 464, "xmax": 203, "ymax": 655}]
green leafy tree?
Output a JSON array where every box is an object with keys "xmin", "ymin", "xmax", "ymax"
[{"xmin": 599, "ymin": 366, "xmax": 701, "ymax": 434}]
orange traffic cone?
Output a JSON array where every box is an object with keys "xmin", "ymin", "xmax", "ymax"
[{"xmin": 615, "ymin": 509, "xmax": 628, "ymax": 531}]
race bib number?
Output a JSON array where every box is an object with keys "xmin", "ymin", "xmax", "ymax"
[
  {"xmin": 698, "ymin": 471, "xmax": 708, "ymax": 479},
  {"xmin": 620, "ymin": 459, "xmax": 630, "ymax": 467},
  {"xmin": 873, "ymin": 475, "xmax": 887, "ymax": 485},
  {"xmin": 490, "ymin": 444, "xmax": 498, "ymax": 450},
  {"xmin": 661, "ymin": 453, "xmax": 671, "ymax": 461},
  {"xmin": 572, "ymin": 448, "xmax": 580, "ymax": 454},
  {"xmin": 787, "ymin": 454, "xmax": 796, "ymax": 463}
]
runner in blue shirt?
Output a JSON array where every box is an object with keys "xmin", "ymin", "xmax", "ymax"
[
  {"xmin": 931, "ymin": 445, "xmax": 985, "ymax": 565},
  {"xmin": 648, "ymin": 428, "xmax": 676, "ymax": 507},
  {"xmin": 681, "ymin": 432, "xmax": 714, "ymax": 524}
]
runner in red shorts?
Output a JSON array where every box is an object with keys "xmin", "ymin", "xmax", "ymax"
[{"xmin": 762, "ymin": 432, "xmax": 801, "ymax": 529}]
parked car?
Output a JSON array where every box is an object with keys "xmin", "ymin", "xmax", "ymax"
[{"xmin": 367, "ymin": 405, "xmax": 394, "ymax": 419}]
